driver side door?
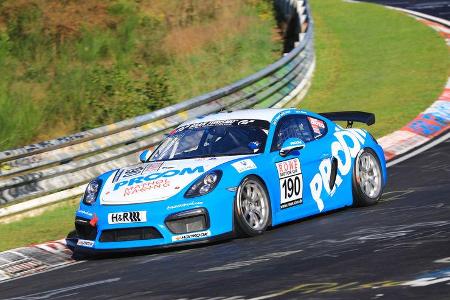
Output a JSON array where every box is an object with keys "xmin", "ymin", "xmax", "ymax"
[{"xmin": 268, "ymin": 114, "xmax": 328, "ymax": 224}]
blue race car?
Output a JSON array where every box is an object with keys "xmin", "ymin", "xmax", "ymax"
[{"xmin": 74, "ymin": 108, "xmax": 386, "ymax": 253}]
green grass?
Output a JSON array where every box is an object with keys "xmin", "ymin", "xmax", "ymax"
[
  {"xmin": 0, "ymin": 200, "xmax": 78, "ymax": 252},
  {"xmin": 301, "ymin": 0, "xmax": 449, "ymax": 137}
]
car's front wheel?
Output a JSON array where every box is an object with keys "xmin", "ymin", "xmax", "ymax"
[
  {"xmin": 234, "ymin": 176, "xmax": 271, "ymax": 236},
  {"xmin": 352, "ymin": 148, "xmax": 383, "ymax": 206}
]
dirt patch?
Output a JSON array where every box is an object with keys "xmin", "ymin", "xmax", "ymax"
[
  {"xmin": 161, "ymin": 0, "xmax": 251, "ymax": 56},
  {"xmin": 0, "ymin": 0, "xmax": 117, "ymax": 41},
  {"xmin": 163, "ymin": 16, "xmax": 251, "ymax": 57}
]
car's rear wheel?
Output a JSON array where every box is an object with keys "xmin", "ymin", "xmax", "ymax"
[
  {"xmin": 234, "ymin": 176, "xmax": 271, "ymax": 236},
  {"xmin": 352, "ymin": 148, "xmax": 383, "ymax": 206}
]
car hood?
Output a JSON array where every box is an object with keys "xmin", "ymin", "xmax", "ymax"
[{"xmin": 99, "ymin": 155, "xmax": 250, "ymax": 205}]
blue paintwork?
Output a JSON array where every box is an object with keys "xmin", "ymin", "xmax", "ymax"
[
  {"xmin": 75, "ymin": 108, "xmax": 387, "ymax": 251},
  {"xmin": 139, "ymin": 149, "xmax": 151, "ymax": 163}
]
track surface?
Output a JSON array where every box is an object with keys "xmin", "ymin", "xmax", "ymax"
[
  {"xmin": 0, "ymin": 139, "xmax": 449, "ymax": 300},
  {"xmin": 363, "ymin": 0, "xmax": 450, "ymax": 20}
]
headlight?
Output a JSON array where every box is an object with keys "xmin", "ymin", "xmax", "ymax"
[
  {"xmin": 185, "ymin": 171, "xmax": 222, "ymax": 198},
  {"xmin": 83, "ymin": 179, "xmax": 102, "ymax": 205}
]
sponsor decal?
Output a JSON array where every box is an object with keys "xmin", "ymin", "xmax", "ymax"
[
  {"xmin": 232, "ymin": 159, "xmax": 257, "ymax": 173},
  {"xmin": 193, "ymin": 157, "xmax": 218, "ymax": 162},
  {"xmin": 166, "ymin": 201, "xmax": 204, "ymax": 210},
  {"xmin": 276, "ymin": 158, "xmax": 303, "ymax": 209},
  {"xmin": 271, "ymin": 109, "xmax": 296, "ymax": 125},
  {"xmin": 161, "ymin": 165, "xmax": 175, "ymax": 170},
  {"xmin": 290, "ymin": 140, "xmax": 303, "ymax": 146},
  {"xmin": 309, "ymin": 128, "xmax": 366, "ymax": 212},
  {"xmin": 175, "ymin": 119, "xmax": 267, "ymax": 133},
  {"xmin": 237, "ymin": 120, "xmax": 255, "ymax": 125},
  {"xmin": 122, "ymin": 162, "xmax": 163, "ymax": 179},
  {"xmin": 77, "ymin": 239, "xmax": 94, "ymax": 248},
  {"xmin": 108, "ymin": 211, "xmax": 147, "ymax": 224},
  {"xmin": 113, "ymin": 166, "xmax": 204, "ymax": 191},
  {"xmin": 172, "ymin": 230, "xmax": 211, "ymax": 242},
  {"xmin": 123, "ymin": 179, "xmax": 170, "ymax": 196},
  {"xmin": 121, "ymin": 166, "xmax": 145, "ymax": 179},
  {"xmin": 77, "ymin": 209, "xmax": 93, "ymax": 217},
  {"xmin": 308, "ymin": 117, "xmax": 326, "ymax": 136},
  {"xmin": 271, "ymin": 109, "xmax": 306, "ymax": 125},
  {"xmin": 308, "ymin": 117, "xmax": 325, "ymax": 128}
]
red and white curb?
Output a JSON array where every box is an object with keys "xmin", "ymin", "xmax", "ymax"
[
  {"xmin": 378, "ymin": 13, "xmax": 450, "ymax": 165},
  {"xmin": 0, "ymin": 7, "xmax": 449, "ymax": 284},
  {"xmin": 0, "ymin": 239, "xmax": 76, "ymax": 282}
]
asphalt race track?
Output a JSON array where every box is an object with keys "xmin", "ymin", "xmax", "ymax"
[
  {"xmin": 363, "ymin": 0, "xmax": 450, "ymax": 20},
  {"xmin": 0, "ymin": 138, "xmax": 449, "ymax": 299}
]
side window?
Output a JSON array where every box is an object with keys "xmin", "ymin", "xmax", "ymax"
[
  {"xmin": 175, "ymin": 130, "xmax": 204, "ymax": 155},
  {"xmin": 307, "ymin": 116, "xmax": 328, "ymax": 139},
  {"xmin": 271, "ymin": 115, "xmax": 314, "ymax": 151}
]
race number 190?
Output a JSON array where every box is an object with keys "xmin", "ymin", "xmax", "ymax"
[
  {"xmin": 281, "ymin": 176, "xmax": 301, "ymax": 200},
  {"xmin": 276, "ymin": 158, "xmax": 303, "ymax": 209}
]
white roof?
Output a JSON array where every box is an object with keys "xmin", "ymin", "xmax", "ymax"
[{"xmin": 181, "ymin": 108, "xmax": 288, "ymax": 126}]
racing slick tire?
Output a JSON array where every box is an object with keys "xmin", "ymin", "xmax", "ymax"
[
  {"xmin": 234, "ymin": 176, "xmax": 272, "ymax": 237},
  {"xmin": 352, "ymin": 148, "xmax": 384, "ymax": 207}
]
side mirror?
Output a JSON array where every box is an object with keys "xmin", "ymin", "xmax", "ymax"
[
  {"xmin": 139, "ymin": 149, "xmax": 152, "ymax": 163},
  {"xmin": 279, "ymin": 138, "xmax": 305, "ymax": 157}
]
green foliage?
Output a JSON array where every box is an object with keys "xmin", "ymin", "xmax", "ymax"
[
  {"xmin": 0, "ymin": 0, "xmax": 279, "ymax": 150},
  {"xmin": 0, "ymin": 83, "xmax": 43, "ymax": 148},
  {"xmin": 83, "ymin": 67, "xmax": 172, "ymax": 129}
]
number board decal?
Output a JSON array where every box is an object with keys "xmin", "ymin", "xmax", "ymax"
[{"xmin": 275, "ymin": 158, "xmax": 303, "ymax": 209}]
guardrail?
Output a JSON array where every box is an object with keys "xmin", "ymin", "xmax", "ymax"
[{"xmin": 0, "ymin": 0, "xmax": 315, "ymax": 218}]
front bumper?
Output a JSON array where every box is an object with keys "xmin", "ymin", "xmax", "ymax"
[
  {"xmin": 74, "ymin": 191, "xmax": 235, "ymax": 252},
  {"xmin": 71, "ymin": 231, "xmax": 234, "ymax": 256}
]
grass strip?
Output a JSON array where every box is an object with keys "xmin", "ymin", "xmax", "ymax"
[
  {"xmin": 301, "ymin": 0, "xmax": 449, "ymax": 137},
  {"xmin": 0, "ymin": 199, "xmax": 77, "ymax": 252}
]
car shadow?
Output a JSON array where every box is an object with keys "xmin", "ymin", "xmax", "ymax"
[
  {"xmin": 65, "ymin": 204, "xmax": 378, "ymax": 261},
  {"xmin": 65, "ymin": 230, "xmax": 234, "ymax": 261}
]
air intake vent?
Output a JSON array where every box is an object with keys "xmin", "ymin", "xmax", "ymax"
[
  {"xmin": 75, "ymin": 217, "xmax": 98, "ymax": 240},
  {"xmin": 99, "ymin": 227, "xmax": 163, "ymax": 242}
]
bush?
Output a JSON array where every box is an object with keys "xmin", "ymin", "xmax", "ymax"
[{"xmin": 83, "ymin": 67, "xmax": 172, "ymax": 129}]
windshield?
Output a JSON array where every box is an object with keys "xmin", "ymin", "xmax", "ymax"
[{"xmin": 149, "ymin": 119, "xmax": 269, "ymax": 161}]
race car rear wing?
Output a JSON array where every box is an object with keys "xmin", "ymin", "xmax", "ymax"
[{"xmin": 319, "ymin": 111, "xmax": 375, "ymax": 128}]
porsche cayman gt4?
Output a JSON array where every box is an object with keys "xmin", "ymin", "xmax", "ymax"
[{"xmin": 74, "ymin": 108, "xmax": 387, "ymax": 253}]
